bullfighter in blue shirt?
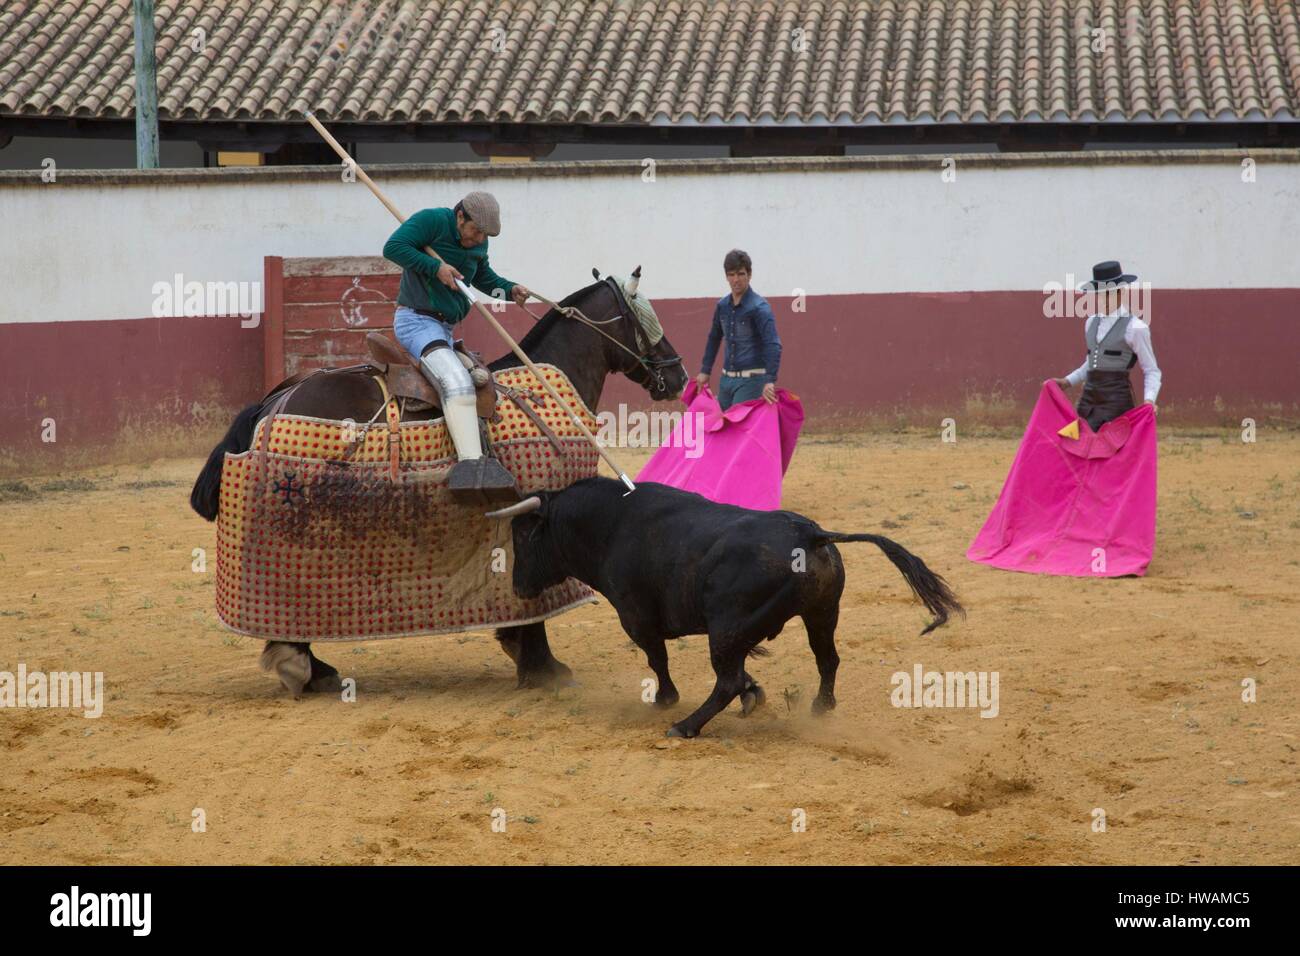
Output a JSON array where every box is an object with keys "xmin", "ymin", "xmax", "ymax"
[{"xmin": 695, "ymin": 249, "xmax": 783, "ymax": 410}]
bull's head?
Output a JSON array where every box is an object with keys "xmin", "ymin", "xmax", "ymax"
[{"xmin": 484, "ymin": 494, "xmax": 567, "ymax": 599}]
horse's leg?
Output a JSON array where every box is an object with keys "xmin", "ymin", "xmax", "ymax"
[
  {"xmin": 260, "ymin": 641, "xmax": 311, "ymax": 698},
  {"xmin": 305, "ymin": 645, "xmax": 342, "ymax": 694},
  {"xmin": 260, "ymin": 641, "xmax": 341, "ymax": 697},
  {"xmin": 496, "ymin": 622, "xmax": 574, "ymax": 689}
]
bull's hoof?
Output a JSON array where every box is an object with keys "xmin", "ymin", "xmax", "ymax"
[
  {"xmin": 740, "ymin": 684, "xmax": 767, "ymax": 716},
  {"xmin": 665, "ymin": 723, "xmax": 698, "ymax": 739},
  {"xmin": 811, "ymin": 694, "xmax": 837, "ymax": 716},
  {"xmin": 653, "ymin": 689, "xmax": 680, "ymax": 708}
]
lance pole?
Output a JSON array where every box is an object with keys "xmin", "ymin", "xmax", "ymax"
[{"xmin": 304, "ymin": 111, "xmax": 636, "ymax": 493}]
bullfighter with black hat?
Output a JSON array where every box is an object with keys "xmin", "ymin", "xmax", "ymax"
[
  {"xmin": 966, "ymin": 259, "xmax": 1163, "ymax": 578},
  {"xmin": 1052, "ymin": 260, "xmax": 1162, "ymax": 431}
]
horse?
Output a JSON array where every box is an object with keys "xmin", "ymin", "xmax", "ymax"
[{"xmin": 190, "ymin": 274, "xmax": 689, "ymax": 695}]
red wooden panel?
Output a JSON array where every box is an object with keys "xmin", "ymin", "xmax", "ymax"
[
  {"xmin": 284, "ymin": 301, "xmax": 397, "ymax": 331},
  {"xmin": 283, "ymin": 274, "xmax": 401, "ymax": 305}
]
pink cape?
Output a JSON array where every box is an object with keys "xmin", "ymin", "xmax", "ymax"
[
  {"xmin": 967, "ymin": 381, "xmax": 1157, "ymax": 577},
  {"xmin": 635, "ymin": 381, "xmax": 804, "ymax": 510}
]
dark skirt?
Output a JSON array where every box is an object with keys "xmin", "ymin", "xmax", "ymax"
[{"xmin": 1076, "ymin": 370, "xmax": 1135, "ymax": 432}]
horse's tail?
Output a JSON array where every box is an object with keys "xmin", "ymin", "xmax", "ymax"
[
  {"xmin": 190, "ymin": 403, "xmax": 262, "ymax": 521},
  {"xmin": 814, "ymin": 531, "xmax": 965, "ymax": 636}
]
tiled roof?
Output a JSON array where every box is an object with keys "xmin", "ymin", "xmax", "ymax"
[{"xmin": 2, "ymin": 1, "xmax": 1298, "ymax": 124}]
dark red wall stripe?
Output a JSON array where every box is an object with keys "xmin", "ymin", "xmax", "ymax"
[
  {"xmin": 2, "ymin": 283, "xmax": 1296, "ymax": 473},
  {"xmin": 0, "ymin": 315, "xmax": 263, "ymax": 474}
]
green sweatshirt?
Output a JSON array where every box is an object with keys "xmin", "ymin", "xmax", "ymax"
[{"xmin": 382, "ymin": 207, "xmax": 516, "ymax": 324}]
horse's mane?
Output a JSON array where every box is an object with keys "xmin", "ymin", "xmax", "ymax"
[{"xmin": 497, "ymin": 279, "xmax": 607, "ymax": 362}]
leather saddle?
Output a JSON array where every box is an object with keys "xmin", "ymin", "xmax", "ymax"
[{"xmin": 365, "ymin": 331, "xmax": 497, "ymax": 419}]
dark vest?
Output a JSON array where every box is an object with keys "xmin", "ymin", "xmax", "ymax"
[{"xmin": 1085, "ymin": 314, "xmax": 1138, "ymax": 372}]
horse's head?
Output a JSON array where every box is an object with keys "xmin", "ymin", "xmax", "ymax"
[
  {"xmin": 504, "ymin": 268, "xmax": 688, "ymax": 407},
  {"xmin": 586, "ymin": 266, "xmax": 688, "ymax": 402}
]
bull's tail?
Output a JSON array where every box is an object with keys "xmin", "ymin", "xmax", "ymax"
[
  {"xmin": 189, "ymin": 402, "xmax": 263, "ymax": 521},
  {"xmin": 815, "ymin": 531, "xmax": 965, "ymax": 635}
]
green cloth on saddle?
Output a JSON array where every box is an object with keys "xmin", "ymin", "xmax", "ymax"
[{"xmin": 382, "ymin": 207, "xmax": 517, "ymax": 324}]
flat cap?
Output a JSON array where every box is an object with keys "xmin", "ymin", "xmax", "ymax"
[{"xmin": 461, "ymin": 190, "xmax": 501, "ymax": 236}]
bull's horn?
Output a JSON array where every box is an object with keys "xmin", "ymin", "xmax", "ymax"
[
  {"xmin": 484, "ymin": 496, "xmax": 542, "ymax": 519},
  {"xmin": 626, "ymin": 265, "xmax": 641, "ymax": 296}
]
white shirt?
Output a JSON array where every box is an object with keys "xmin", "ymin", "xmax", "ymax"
[{"xmin": 1064, "ymin": 307, "xmax": 1162, "ymax": 403}]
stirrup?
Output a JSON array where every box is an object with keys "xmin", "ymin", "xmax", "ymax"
[{"xmin": 448, "ymin": 458, "xmax": 520, "ymax": 506}]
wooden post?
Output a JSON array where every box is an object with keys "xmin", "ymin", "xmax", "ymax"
[
  {"xmin": 132, "ymin": 0, "xmax": 159, "ymax": 169},
  {"xmin": 262, "ymin": 256, "xmax": 285, "ymax": 394}
]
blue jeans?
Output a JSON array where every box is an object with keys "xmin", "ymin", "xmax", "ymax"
[
  {"xmin": 394, "ymin": 305, "xmax": 455, "ymax": 361},
  {"xmin": 719, "ymin": 375, "xmax": 766, "ymax": 410}
]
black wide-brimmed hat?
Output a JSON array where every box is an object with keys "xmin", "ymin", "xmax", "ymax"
[{"xmin": 1078, "ymin": 260, "xmax": 1137, "ymax": 290}]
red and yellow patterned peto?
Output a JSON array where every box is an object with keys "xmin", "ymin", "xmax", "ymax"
[{"xmin": 215, "ymin": 365, "xmax": 599, "ymax": 642}]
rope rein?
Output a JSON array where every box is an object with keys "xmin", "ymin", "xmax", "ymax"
[{"xmin": 526, "ymin": 287, "xmax": 681, "ymax": 389}]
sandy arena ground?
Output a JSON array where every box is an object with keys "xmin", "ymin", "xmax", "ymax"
[{"xmin": 1, "ymin": 431, "xmax": 1297, "ymax": 865}]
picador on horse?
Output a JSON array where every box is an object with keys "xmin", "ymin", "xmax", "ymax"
[
  {"xmin": 383, "ymin": 190, "xmax": 529, "ymax": 503},
  {"xmin": 190, "ymin": 189, "xmax": 689, "ymax": 697}
]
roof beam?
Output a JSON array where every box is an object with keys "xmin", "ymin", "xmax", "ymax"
[{"xmin": 2, "ymin": 117, "xmax": 1299, "ymax": 152}]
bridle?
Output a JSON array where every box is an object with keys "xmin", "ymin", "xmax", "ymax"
[{"xmin": 521, "ymin": 274, "xmax": 684, "ymax": 394}]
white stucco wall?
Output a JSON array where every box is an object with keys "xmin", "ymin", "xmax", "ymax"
[{"xmin": 1, "ymin": 150, "xmax": 1296, "ymax": 325}]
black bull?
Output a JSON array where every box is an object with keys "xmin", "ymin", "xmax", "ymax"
[{"xmin": 491, "ymin": 477, "xmax": 966, "ymax": 738}]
